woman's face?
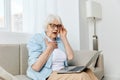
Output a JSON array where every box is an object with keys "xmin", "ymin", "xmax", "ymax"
[{"xmin": 46, "ymin": 19, "xmax": 62, "ymax": 40}]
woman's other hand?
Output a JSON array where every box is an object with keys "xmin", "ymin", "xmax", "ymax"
[{"xmin": 59, "ymin": 25, "xmax": 67, "ymax": 40}]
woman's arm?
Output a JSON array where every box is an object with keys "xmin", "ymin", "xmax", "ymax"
[
  {"xmin": 32, "ymin": 39, "xmax": 57, "ymax": 71},
  {"xmin": 32, "ymin": 47, "xmax": 53, "ymax": 71},
  {"xmin": 60, "ymin": 27, "xmax": 74, "ymax": 60},
  {"xmin": 61, "ymin": 37, "xmax": 74, "ymax": 60}
]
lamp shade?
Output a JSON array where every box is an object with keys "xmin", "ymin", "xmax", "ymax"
[{"xmin": 86, "ymin": 1, "xmax": 102, "ymax": 19}]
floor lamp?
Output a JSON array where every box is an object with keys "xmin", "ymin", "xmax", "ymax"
[{"xmin": 86, "ymin": 0, "xmax": 102, "ymax": 51}]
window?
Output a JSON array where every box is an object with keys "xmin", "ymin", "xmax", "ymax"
[
  {"xmin": 11, "ymin": 0, "xmax": 23, "ymax": 32},
  {"xmin": 0, "ymin": 0, "xmax": 57, "ymax": 33},
  {"xmin": 0, "ymin": 0, "xmax": 23, "ymax": 32},
  {"xmin": 0, "ymin": 0, "xmax": 4, "ymax": 28}
]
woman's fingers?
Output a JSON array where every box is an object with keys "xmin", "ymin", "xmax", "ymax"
[
  {"xmin": 45, "ymin": 38, "xmax": 58, "ymax": 49},
  {"xmin": 52, "ymin": 41, "xmax": 58, "ymax": 48}
]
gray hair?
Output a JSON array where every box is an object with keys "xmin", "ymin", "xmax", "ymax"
[{"xmin": 43, "ymin": 14, "xmax": 62, "ymax": 30}]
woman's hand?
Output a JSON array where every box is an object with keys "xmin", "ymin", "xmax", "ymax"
[
  {"xmin": 45, "ymin": 39, "xmax": 58, "ymax": 51},
  {"xmin": 59, "ymin": 25, "xmax": 67, "ymax": 40}
]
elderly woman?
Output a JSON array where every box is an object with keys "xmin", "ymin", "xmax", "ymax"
[{"xmin": 27, "ymin": 14, "xmax": 98, "ymax": 80}]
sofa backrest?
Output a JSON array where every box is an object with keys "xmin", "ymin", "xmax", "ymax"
[
  {"xmin": 0, "ymin": 44, "xmax": 20, "ymax": 75},
  {"xmin": 0, "ymin": 44, "xmax": 28, "ymax": 75},
  {"xmin": 19, "ymin": 44, "xmax": 28, "ymax": 75}
]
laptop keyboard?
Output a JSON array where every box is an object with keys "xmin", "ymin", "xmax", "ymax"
[{"xmin": 70, "ymin": 66, "xmax": 84, "ymax": 71}]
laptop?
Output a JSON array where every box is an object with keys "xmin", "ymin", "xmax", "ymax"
[
  {"xmin": 57, "ymin": 66, "xmax": 86, "ymax": 74},
  {"xmin": 57, "ymin": 51, "xmax": 101, "ymax": 74}
]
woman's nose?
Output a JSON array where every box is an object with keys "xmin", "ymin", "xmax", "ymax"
[{"xmin": 54, "ymin": 26, "xmax": 58, "ymax": 30}]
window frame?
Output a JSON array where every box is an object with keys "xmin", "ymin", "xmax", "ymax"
[{"xmin": 0, "ymin": 0, "xmax": 11, "ymax": 32}]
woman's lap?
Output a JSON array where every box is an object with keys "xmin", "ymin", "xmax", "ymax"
[{"xmin": 48, "ymin": 69, "xmax": 98, "ymax": 80}]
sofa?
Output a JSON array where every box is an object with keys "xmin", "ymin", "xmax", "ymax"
[{"xmin": 0, "ymin": 44, "xmax": 104, "ymax": 80}]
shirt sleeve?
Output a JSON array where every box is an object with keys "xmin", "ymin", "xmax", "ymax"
[{"xmin": 27, "ymin": 34, "xmax": 43, "ymax": 67}]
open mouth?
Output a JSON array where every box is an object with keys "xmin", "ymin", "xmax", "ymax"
[{"xmin": 53, "ymin": 32, "xmax": 57, "ymax": 34}]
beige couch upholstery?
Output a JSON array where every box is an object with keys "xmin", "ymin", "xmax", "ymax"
[{"xmin": 0, "ymin": 44, "xmax": 104, "ymax": 80}]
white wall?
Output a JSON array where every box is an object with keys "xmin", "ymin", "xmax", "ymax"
[
  {"xmin": 88, "ymin": 0, "xmax": 120, "ymax": 79},
  {"xmin": 57, "ymin": 0, "xmax": 80, "ymax": 50},
  {"xmin": 57, "ymin": 0, "xmax": 89, "ymax": 50},
  {"xmin": 79, "ymin": 0, "xmax": 89, "ymax": 50}
]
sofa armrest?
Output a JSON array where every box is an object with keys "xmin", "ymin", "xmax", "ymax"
[
  {"xmin": 94, "ymin": 53, "xmax": 104, "ymax": 80},
  {"xmin": 95, "ymin": 53, "xmax": 104, "ymax": 69}
]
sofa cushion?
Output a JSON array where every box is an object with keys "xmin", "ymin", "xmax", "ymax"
[
  {"xmin": 15, "ymin": 75, "xmax": 32, "ymax": 80},
  {"xmin": 68, "ymin": 51, "xmax": 100, "ymax": 69}
]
